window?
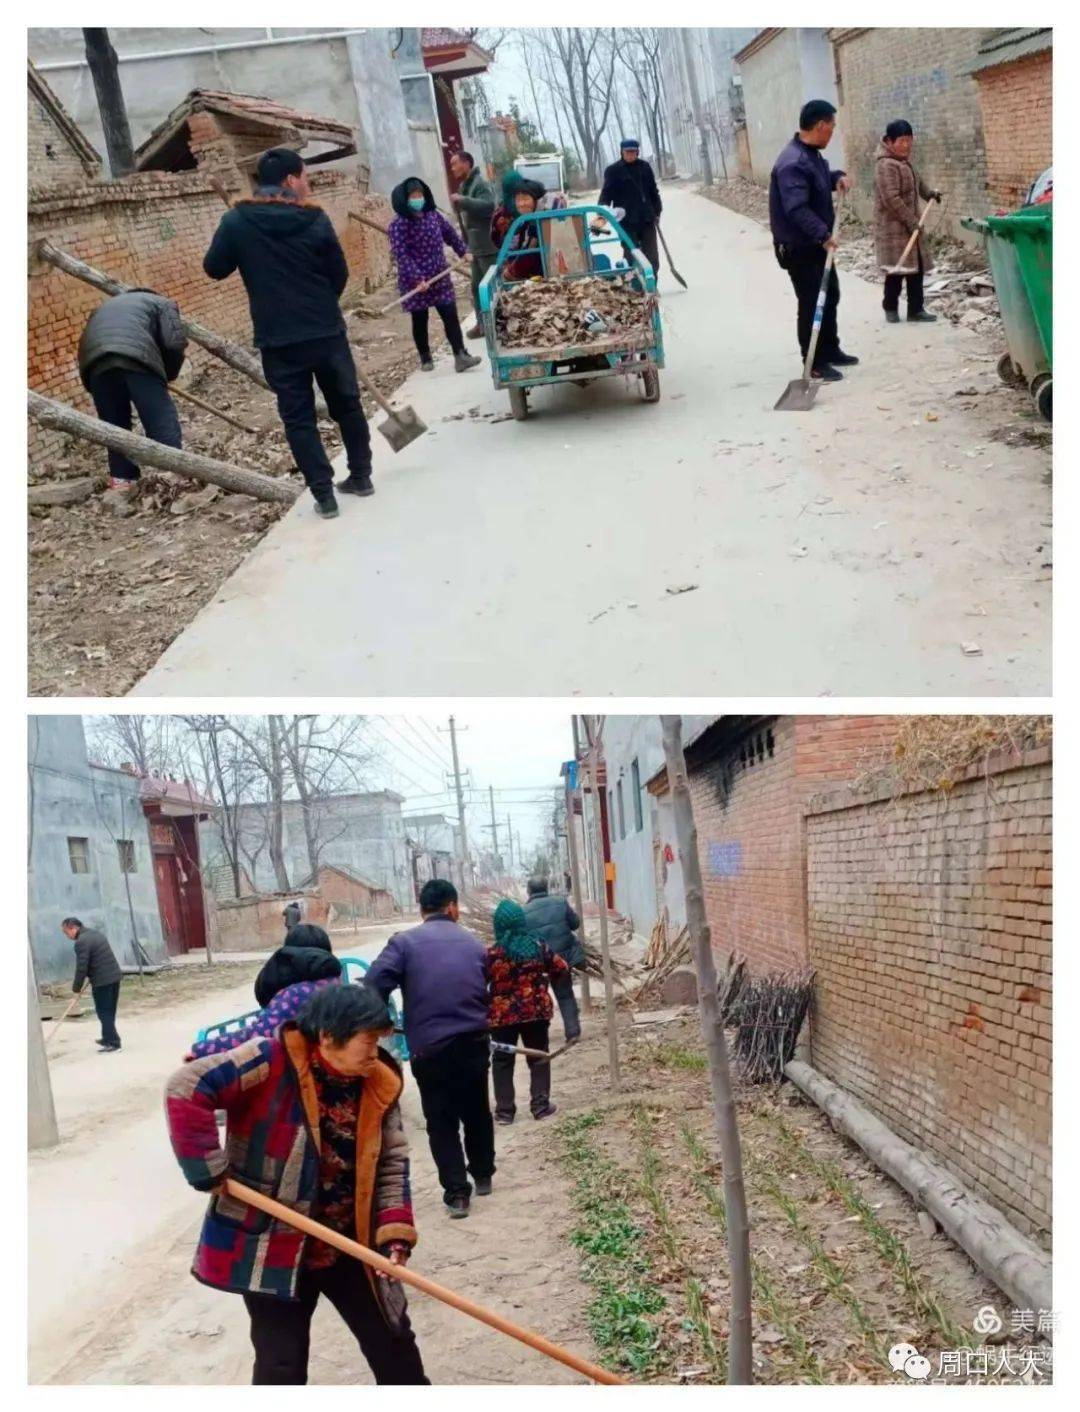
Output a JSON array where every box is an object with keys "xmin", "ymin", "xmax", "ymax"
[
  {"xmin": 632, "ymin": 759, "xmax": 643, "ymax": 832},
  {"xmin": 616, "ymin": 780, "xmax": 626, "ymax": 841},
  {"xmin": 117, "ymin": 839, "xmax": 137, "ymax": 873},
  {"xmin": 67, "ymin": 837, "xmax": 90, "ymax": 874}
]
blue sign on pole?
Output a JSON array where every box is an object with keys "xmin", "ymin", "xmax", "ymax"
[{"xmin": 564, "ymin": 760, "xmax": 579, "ymax": 790}]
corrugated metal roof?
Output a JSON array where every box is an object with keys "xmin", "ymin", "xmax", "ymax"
[{"xmin": 968, "ymin": 28, "xmax": 1052, "ymax": 74}]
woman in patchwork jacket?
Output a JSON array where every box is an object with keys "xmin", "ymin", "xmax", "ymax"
[{"xmin": 165, "ymin": 985, "xmax": 428, "ymax": 1385}]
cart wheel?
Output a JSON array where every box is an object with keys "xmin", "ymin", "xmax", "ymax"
[
  {"xmin": 641, "ymin": 368, "xmax": 661, "ymax": 403},
  {"xmin": 997, "ymin": 352, "xmax": 1024, "ymax": 388},
  {"xmin": 509, "ymin": 386, "xmax": 529, "ymax": 421},
  {"xmin": 1031, "ymin": 373, "xmax": 1052, "ymax": 423}
]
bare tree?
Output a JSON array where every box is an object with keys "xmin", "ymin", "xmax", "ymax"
[
  {"xmin": 660, "ymin": 715, "xmax": 752, "ymax": 1382},
  {"xmin": 613, "ymin": 29, "xmax": 670, "ymax": 171},
  {"xmin": 523, "ymin": 29, "xmax": 618, "ymax": 185},
  {"xmin": 280, "ymin": 716, "xmax": 376, "ymax": 882},
  {"xmin": 180, "ymin": 715, "xmax": 257, "ymax": 899}
]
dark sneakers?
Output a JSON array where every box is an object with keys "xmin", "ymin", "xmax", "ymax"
[
  {"xmin": 885, "ymin": 309, "xmax": 901, "ymax": 323},
  {"xmin": 447, "ymin": 1194, "xmax": 470, "ymax": 1219},
  {"xmin": 908, "ymin": 310, "xmax": 938, "ymax": 322},
  {"xmin": 314, "ymin": 494, "xmax": 340, "ymax": 519},
  {"xmin": 337, "ymin": 474, "xmax": 374, "ymax": 497},
  {"xmin": 811, "ymin": 365, "xmax": 843, "ymax": 382},
  {"xmin": 474, "ymin": 1177, "xmax": 493, "ymax": 1196},
  {"xmin": 828, "ymin": 350, "xmax": 860, "ymax": 366},
  {"xmin": 533, "ymin": 1103, "xmax": 558, "ymax": 1121}
]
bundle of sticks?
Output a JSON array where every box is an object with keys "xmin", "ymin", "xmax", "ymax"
[
  {"xmin": 630, "ymin": 923, "xmax": 690, "ymax": 1004},
  {"xmin": 727, "ymin": 969, "xmax": 815, "ymax": 1084}
]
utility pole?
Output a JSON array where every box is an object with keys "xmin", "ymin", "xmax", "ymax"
[
  {"xmin": 564, "ymin": 738, "xmax": 591, "ymax": 1013},
  {"xmin": 583, "ymin": 716, "xmax": 620, "ymax": 1088},
  {"xmin": 679, "ymin": 28, "xmax": 713, "ymax": 186},
  {"xmin": 486, "ymin": 785, "xmax": 501, "ymax": 874},
  {"xmin": 443, "ymin": 716, "xmax": 472, "ymax": 890},
  {"xmin": 507, "ymin": 816, "xmax": 515, "ymax": 869},
  {"xmin": 27, "ymin": 947, "xmax": 59, "ymax": 1150},
  {"xmin": 83, "ymin": 28, "xmax": 135, "ymax": 176}
]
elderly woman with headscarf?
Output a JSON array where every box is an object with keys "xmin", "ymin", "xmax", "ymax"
[
  {"xmin": 490, "ymin": 173, "xmax": 546, "ymax": 282},
  {"xmin": 486, "ymin": 899, "xmax": 568, "ymax": 1123},
  {"xmin": 874, "ymin": 120, "xmax": 941, "ymax": 324}
]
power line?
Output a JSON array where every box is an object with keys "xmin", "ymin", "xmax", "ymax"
[{"xmin": 402, "ymin": 718, "xmax": 452, "ymax": 771}]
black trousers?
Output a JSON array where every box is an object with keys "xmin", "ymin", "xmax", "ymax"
[
  {"xmin": 261, "ymin": 332, "xmax": 372, "ymax": 502},
  {"xmin": 92, "ymin": 981, "xmax": 121, "ymax": 1047},
  {"xmin": 551, "ymin": 968, "xmax": 581, "ymax": 1040},
  {"xmin": 243, "ymin": 1259, "xmax": 428, "ymax": 1385},
  {"xmin": 491, "ymin": 1019, "xmax": 551, "ymax": 1119},
  {"xmin": 783, "ymin": 245, "xmax": 842, "ymax": 366},
  {"xmin": 626, "ymin": 221, "xmax": 660, "ymax": 278},
  {"xmin": 883, "ymin": 247, "xmax": 925, "ymax": 314},
  {"xmin": 409, "ymin": 1030, "xmax": 495, "ymax": 1202},
  {"xmin": 87, "ymin": 368, "xmax": 182, "ymax": 481},
  {"xmin": 470, "ymin": 253, "xmax": 496, "ymax": 320},
  {"xmin": 410, "ymin": 303, "xmax": 465, "ymax": 361}
]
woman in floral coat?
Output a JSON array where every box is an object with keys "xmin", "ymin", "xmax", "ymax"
[
  {"xmin": 486, "ymin": 898, "xmax": 568, "ymax": 1123},
  {"xmin": 387, "ymin": 177, "xmax": 480, "ymax": 373}
]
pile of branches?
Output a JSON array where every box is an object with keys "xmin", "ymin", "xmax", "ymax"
[
  {"xmin": 495, "ymin": 274, "xmax": 654, "ymax": 350},
  {"xmin": 458, "ymin": 887, "xmax": 514, "ymax": 946},
  {"xmin": 630, "ymin": 922, "xmax": 689, "ymax": 1004},
  {"xmin": 728, "ymin": 969, "xmax": 814, "ymax": 1084},
  {"xmin": 854, "ymin": 715, "xmax": 1052, "ymax": 798}
]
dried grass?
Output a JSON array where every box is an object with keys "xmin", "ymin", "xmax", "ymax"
[{"xmin": 854, "ymin": 715, "xmax": 1051, "ymax": 797}]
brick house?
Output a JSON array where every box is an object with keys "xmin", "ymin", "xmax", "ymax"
[
  {"xmin": 300, "ymin": 863, "xmax": 398, "ymax": 923},
  {"xmin": 27, "ymin": 60, "xmax": 100, "ymax": 188},
  {"xmin": 968, "ymin": 30, "xmax": 1053, "ymax": 210}
]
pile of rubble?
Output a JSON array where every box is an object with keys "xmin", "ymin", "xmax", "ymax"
[{"xmin": 494, "ymin": 274, "xmax": 654, "ymax": 350}]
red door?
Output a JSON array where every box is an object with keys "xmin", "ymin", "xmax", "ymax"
[{"xmin": 153, "ymin": 852, "xmax": 186, "ymax": 956}]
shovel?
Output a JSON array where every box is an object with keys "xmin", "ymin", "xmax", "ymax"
[
  {"xmin": 656, "ymin": 222, "xmax": 688, "ymax": 289},
  {"xmin": 774, "ymin": 245, "xmax": 837, "ymax": 412},
  {"xmin": 884, "ymin": 199, "xmax": 935, "ymax": 276},
  {"xmin": 354, "ymin": 365, "xmax": 426, "ymax": 452},
  {"xmin": 490, "ymin": 1038, "xmax": 576, "ymax": 1063}
]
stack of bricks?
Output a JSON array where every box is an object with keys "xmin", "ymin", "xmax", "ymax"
[
  {"xmin": 804, "ymin": 745, "xmax": 1052, "ymax": 1241},
  {"xmin": 974, "ymin": 51, "xmax": 1053, "ymax": 210},
  {"xmin": 687, "ymin": 715, "xmax": 899, "ymax": 974},
  {"xmin": 27, "ymin": 170, "xmax": 393, "ymax": 468}
]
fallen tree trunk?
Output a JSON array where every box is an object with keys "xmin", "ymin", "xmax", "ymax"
[
  {"xmin": 785, "ymin": 1059, "xmax": 1053, "ymax": 1322},
  {"xmin": 28, "ymin": 391, "xmax": 299, "ymax": 505},
  {"xmin": 34, "ymin": 238, "xmax": 269, "ymax": 390}
]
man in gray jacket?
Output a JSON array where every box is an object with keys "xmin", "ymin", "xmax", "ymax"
[
  {"xmin": 62, "ymin": 917, "xmax": 123, "ymax": 1051},
  {"xmin": 77, "ymin": 289, "xmax": 187, "ymax": 489},
  {"xmin": 522, "ymin": 877, "xmax": 584, "ymax": 1042},
  {"xmin": 449, "ymin": 151, "xmax": 497, "ymax": 339}
]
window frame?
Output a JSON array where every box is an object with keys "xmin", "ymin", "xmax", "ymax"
[{"xmin": 67, "ymin": 836, "xmax": 91, "ymax": 874}]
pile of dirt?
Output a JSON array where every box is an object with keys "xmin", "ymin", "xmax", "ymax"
[{"xmin": 495, "ymin": 274, "xmax": 653, "ymax": 349}]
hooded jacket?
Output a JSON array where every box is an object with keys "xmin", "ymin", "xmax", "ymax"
[
  {"xmin": 254, "ymin": 931, "xmax": 343, "ymax": 1008},
  {"xmin": 490, "ymin": 176, "xmax": 545, "ymax": 281},
  {"xmin": 78, "ymin": 291, "xmax": 187, "ymax": 389},
  {"xmin": 203, "ymin": 186, "xmax": 349, "ymax": 349},
  {"xmin": 387, "ymin": 178, "xmax": 467, "ymax": 313}
]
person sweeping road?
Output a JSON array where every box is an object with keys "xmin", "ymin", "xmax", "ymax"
[
  {"xmin": 874, "ymin": 120, "xmax": 942, "ymax": 324},
  {"xmin": 165, "ymin": 984, "xmax": 429, "ymax": 1385},
  {"xmin": 62, "ymin": 917, "xmax": 122, "ymax": 1052},
  {"xmin": 388, "ymin": 178, "xmax": 481, "ymax": 374},
  {"xmin": 488, "ymin": 899, "xmax": 568, "ymax": 1125}
]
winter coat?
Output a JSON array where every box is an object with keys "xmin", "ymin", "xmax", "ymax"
[
  {"xmin": 455, "ymin": 166, "xmax": 497, "ymax": 257},
  {"xmin": 72, "ymin": 926, "xmax": 122, "ymax": 992},
  {"xmin": 366, "ymin": 916, "xmax": 489, "ymax": 1058},
  {"xmin": 874, "ymin": 145, "xmax": 936, "ymax": 273},
  {"xmin": 387, "ymin": 179, "xmax": 467, "ymax": 312},
  {"xmin": 599, "ymin": 158, "xmax": 662, "ymax": 234},
  {"xmin": 254, "ymin": 940, "xmax": 342, "ymax": 1008},
  {"xmin": 487, "ymin": 942, "xmax": 569, "ymax": 1028},
  {"xmin": 164, "ymin": 1026, "xmax": 416, "ymax": 1306},
  {"xmin": 523, "ymin": 890, "xmax": 585, "ymax": 966},
  {"xmin": 203, "ymin": 187, "xmax": 349, "ymax": 349},
  {"xmin": 189, "ymin": 977, "xmax": 340, "ymax": 1060},
  {"xmin": 769, "ymin": 135, "xmax": 845, "ymax": 250},
  {"xmin": 78, "ymin": 291, "xmax": 187, "ymax": 389},
  {"xmin": 490, "ymin": 204, "xmax": 543, "ymax": 281}
]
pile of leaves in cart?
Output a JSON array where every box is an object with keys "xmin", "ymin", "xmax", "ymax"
[{"xmin": 495, "ymin": 275, "xmax": 654, "ymax": 350}]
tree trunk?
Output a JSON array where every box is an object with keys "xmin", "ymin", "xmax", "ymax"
[
  {"xmin": 283, "ymin": 719, "xmax": 321, "ymax": 883},
  {"xmin": 27, "ymin": 948, "xmax": 59, "ymax": 1151},
  {"xmin": 267, "ymin": 716, "xmax": 290, "ymax": 892},
  {"xmin": 34, "ymin": 239, "xmax": 269, "ymax": 390},
  {"xmin": 28, "ymin": 392, "xmax": 299, "ymax": 505},
  {"xmin": 660, "ymin": 715, "xmax": 753, "ymax": 1383},
  {"xmin": 83, "ymin": 29, "xmax": 135, "ymax": 177}
]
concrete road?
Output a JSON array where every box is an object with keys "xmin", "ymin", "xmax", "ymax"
[{"xmin": 134, "ymin": 187, "xmax": 1050, "ymax": 698}]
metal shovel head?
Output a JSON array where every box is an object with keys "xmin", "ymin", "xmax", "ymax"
[
  {"xmin": 377, "ymin": 404, "xmax": 426, "ymax": 452},
  {"xmin": 774, "ymin": 375, "xmax": 820, "ymax": 412}
]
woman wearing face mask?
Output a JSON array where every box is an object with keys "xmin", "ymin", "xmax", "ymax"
[
  {"xmin": 387, "ymin": 177, "xmax": 481, "ymax": 372},
  {"xmin": 490, "ymin": 174, "xmax": 546, "ymax": 281}
]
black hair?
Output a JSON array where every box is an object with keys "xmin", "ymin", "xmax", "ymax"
[
  {"xmin": 256, "ymin": 147, "xmax": 305, "ymax": 186},
  {"xmin": 419, "ymin": 878, "xmax": 458, "ymax": 914},
  {"xmin": 456, "ymin": 150, "xmax": 475, "ymax": 168},
  {"xmin": 514, "ymin": 179, "xmax": 545, "ymax": 203},
  {"xmin": 283, "ymin": 923, "xmax": 332, "ymax": 953},
  {"xmin": 527, "ymin": 876, "xmax": 549, "ymax": 897},
  {"xmin": 62, "ymin": 917, "xmax": 82, "ymax": 930},
  {"xmin": 885, "ymin": 120, "xmax": 914, "ymax": 141},
  {"xmin": 800, "ymin": 100, "xmax": 837, "ymax": 131},
  {"xmin": 297, "ymin": 983, "xmax": 392, "ymax": 1042}
]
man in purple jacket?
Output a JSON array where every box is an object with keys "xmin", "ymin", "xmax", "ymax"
[
  {"xmin": 366, "ymin": 879, "xmax": 494, "ymax": 1219},
  {"xmin": 769, "ymin": 100, "xmax": 856, "ymax": 383}
]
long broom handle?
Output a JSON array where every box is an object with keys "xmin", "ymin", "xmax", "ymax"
[
  {"xmin": 379, "ymin": 256, "xmax": 473, "ymax": 315},
  {"xmin": 45, "ymin": 985, "xmax": 86, "ymax": 1047},
  {"xmin": 802, "ymin": 246, "xmax": 837, "ymax": 383},
  {"xmin": 887, "ymin": 199, "xmax": 935, "ymax": 275},
  {"xmin": 172, "ymin": 385, "xmax": 259, "ymax": 436},
  {"xmin": 223, "ymin": 1179, "xmax": 625, "ymax": 1385}
]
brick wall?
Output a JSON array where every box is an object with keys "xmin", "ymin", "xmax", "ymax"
[
  {"xmin": 317, "ymin": 868, "xmax": 398, "ymax": 921},
  {"xmin": 831, "ymin": 28, "xmax": 998, "ymax": 240},
  {"xmin": 975, "ymin": 51, "xmax": 1053, "ymax": 210},
  {"xmin": 805, "ymin": 747, "xmax": 1052, "ymax": 1240},
  {"xmin": 27, "ymin": 171, "xmax": 393, "ymax": 467},
  {"xmin": 28, "ymin": 86, "xmax": 95, "ymax": 187},
  {"xmin": 688, "ymin": 715, "xmax": 899, "ymax": 972}
]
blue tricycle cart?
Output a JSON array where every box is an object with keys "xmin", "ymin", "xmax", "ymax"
[
  {"xmin": 194, "ymin": 955, "xmax": 410, "ymax": 1064},
  {"xmin": 478, "ymin": 204, "xmax": 664, "ymax": 420}
]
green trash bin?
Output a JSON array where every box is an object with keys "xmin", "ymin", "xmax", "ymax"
[{"xmin": 962, "ymin": 206, "xmax": 1052, "ymax": 422}]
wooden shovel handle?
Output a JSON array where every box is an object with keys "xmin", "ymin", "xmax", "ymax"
[
  {"xmin": 223, "ymin": 1179, "xmax": 625, "ymax": 1384},
  {"xmin": 379, "ymin": 256, "xmax": 473, "ymax": 315},
  {"xmin": 45, "ymin": 985, "xmax": 86, "ymax": 1047},
  {"xmin": 352, "ymin": 364, "xmax": 397, "ymax": 419},
  {"xmin": 889, "ymin": 201, "xmax": 934, "ymax": 274}
]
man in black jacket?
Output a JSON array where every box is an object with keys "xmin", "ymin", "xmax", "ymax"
[
  {"xmin": 77, "ymin": 289, "xmax": 187, "ymax": 489},
  {"xmin": 203, "ymin": 147, "xmax": 372, "ymax": 518},
  {"xmin": 599, "ymin": 139, "xmax": 662, "ymax": 278},
  {"xmin": 522, "ymin": 877, "xmax": 583, "ymax": 1042},
  {"xmin": 62, "ymin": 917, "xmax": 123, "ymax": 1051}
]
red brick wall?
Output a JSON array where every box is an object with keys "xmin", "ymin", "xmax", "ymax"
[
  {"xmin": 805, "ymin": 747, "xmax": 1052, "ymax": 1240},
  {"xmin": 976, "ymin": 52, "xmax": 1053, "ymax": 210},
  {"xmin": 689, "ymin": 716, "xmax": 899, "ymax": 972},
  {"xmin": 317, "ymin": 868, "xmax": 397, "ymax": 920},
  {"xmin": 27, "ymin": 170, "xmax": 392, "ymax": 466}
]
